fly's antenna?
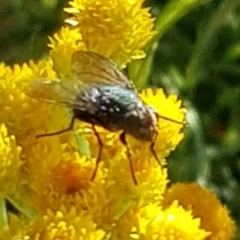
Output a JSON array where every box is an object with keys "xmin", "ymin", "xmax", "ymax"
[
  {"xmin": 156, "ymin": 113, "xmax": 186, "ymax": 126},
  {"xmin": 150, "ymin": 113, "xmax": 186, "ymax": 168}
]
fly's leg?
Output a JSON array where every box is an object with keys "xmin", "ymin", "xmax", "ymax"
[
  {"xmin": 150, "ymin": 141, "xmax": 161, "ymax": 166},
  {"xmin": 120, "ymin": 132, "xmax": 138, "ymax": 185},
  {"xmin": 91, "ymin": 124, "xmax": 103, "ymax": 181},
  {"xmin": 150, "ymin": 130, "xmax": 163, "ymax": 167},
  {"xmin": 36, "ymin": 117, "xmax": 75, "ymax": 139}
]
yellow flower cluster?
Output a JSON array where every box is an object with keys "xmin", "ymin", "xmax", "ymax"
[
  {"xmin": 64, "ymin": 0, "xmax": 155, "ymax": 68},
  {"xmin": 0, "ymin": 124, "xmax": 22, "ymax": 196},
  {"xmin": 0, "ymin": 0, "xmax": 236, "ymax": 240},
  {"xmin": 163, "ymin": 183, "xmax": 236, "ymax": 240}
]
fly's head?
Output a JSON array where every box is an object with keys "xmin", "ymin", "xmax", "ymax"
[
  {"xmin": 124, "ymin": 101, "xmax": 159, "ymax": 142},
  {"xmin": 137, "ymin": 105, "xmax": 159, "ymax": 142}
]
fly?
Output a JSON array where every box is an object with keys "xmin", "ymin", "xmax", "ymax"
[{"xmin": 28, "ymin": 51, "xmax": 184, "ymax": 185}]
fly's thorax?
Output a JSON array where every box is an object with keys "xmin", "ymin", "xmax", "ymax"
[
  {"xmin": 72, "ymin": 85, "xmax": 138, "ymax": 130},
  {"xmin": 73, "ymin": 87, "xmax": 101, "ymax": 124},
  {"xmin": 75, "ymin": 87, "xmax": 100, "ymax": 112}
]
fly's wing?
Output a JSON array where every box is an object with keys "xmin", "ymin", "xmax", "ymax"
[
  {"xmin": 22, "ymin": 78, "xmax": 79, "ymax": 108},
  {"xmin": 22, "ymin": 78, "xmax": 91, "ymax": 157},
  {"xmin": 72, "ymin": 51, "xmax": 136, "ymax": 91},
  {"xmin": 23, "ymin": 51, "xmax": 135, "ymax": 107}
]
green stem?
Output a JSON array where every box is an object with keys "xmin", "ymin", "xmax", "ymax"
[
  {"xmin": 129, "ymin": 0, "xmax": 211, "ymax": 88},
  {"xmin": 0, "ymin": 197, "xmax": 8, "ymax": 233},
  {"xmin": 7, "ymin": 186, "xmax": 37, "ymax": 220},
  {"xmin": 186, "ymin": 106, "xmax": 209, "ymax": 183}
]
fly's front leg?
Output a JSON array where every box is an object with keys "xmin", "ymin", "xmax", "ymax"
[
  {"xmin": 36, "ymin": 117, "xmax": 75, "ymax": 139},
  {"xmin": 91, "ymin": 124, "xmax": 103, "ymax": 181},
  {"xmin": 120, "ymin": 132, "xmax": 138, "ymax": 185}
]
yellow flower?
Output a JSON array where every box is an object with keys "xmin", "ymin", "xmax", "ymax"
[
  {"xmin": 139, "ymin": 88, "xmax": 185, "ymax": 161},
  {"xmin": 163, "ymin": 183, "xmax": 236, "ymax": 240},
  {"xmin": 0, "ymin": 60, "xmax": 63, "ymax": 142},
  {"xmin": 0, "ymin": 124, "xmax": 22, "ymax": 196},
  {"xmin": 112, "ymin": 201, "xmax": 210, "ymax": 240},
  {"xmin": 1, "ymin": 207, "xmax": 106, "ymax": 240},
  {"xmin": 48, "ymin": 27, "xmax": 86, "ymax": 79},
  {"xmin": 146, "ymin": 201, "xmax": 211, "ymax": 240},
  {"xmin": 65, "ymin": 0, "xmax": 155, "ymax": 68},
  {"xmin": 108, "ymin": 156, "xmax": 169, "ymax": 203}
]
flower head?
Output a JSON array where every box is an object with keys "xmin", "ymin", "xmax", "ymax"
[
  {"xmin": 48, "ymin": 27, "xmax": 85, "ymax": 79},
  {"xmin": 113, "ymin": 202, "xmax": 210, "ymax": 240},
  {"xmin": 139, "ymin": 88, "xmax": 185, "ymax": 160},
  {"xmin": 163, "ymin": 183, "xmax": 236, "ymax": 240},
  {"xmin": 0, "ymin": 60, "xmax": 61, "ymax": 142},
  {"xmin": 0, "ymin": 124, "xmax": 22, "ymax": 196},
  {"xmin": 1, "ymin": 207, "xmax": 106, "ymax": 240},
  {"xmin": 65, "ymin": 0, "xmax": 155, "ymax": 68}
]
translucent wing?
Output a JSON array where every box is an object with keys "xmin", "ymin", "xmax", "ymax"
[
  {"xmin": 22, "ymin": 78, "xmax": 79, "ymax": 108},
  {"xmin": 72, "ymin": 51, "xmax": 135, "ymax": 90},
  {"xmin": 22, "ymin": 78, "xmax": 91, "ymax": 157},
  {"xmin": 23, "ymin": 51, "xmax": 135, "ymax": 108}
]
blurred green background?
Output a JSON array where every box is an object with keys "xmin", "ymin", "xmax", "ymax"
[{"xmin": 0, "ymin": 0, "xmax": 239, "ymax": 238}]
